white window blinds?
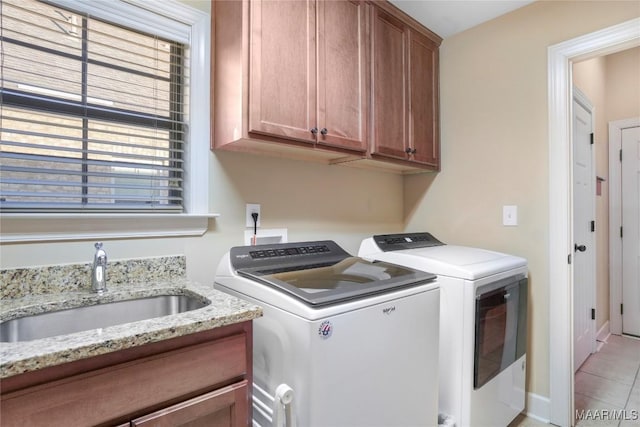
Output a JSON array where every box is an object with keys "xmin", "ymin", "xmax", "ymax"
[{"xmin": 0, "ymin": 0, "xmax": 190, "ymax": 212}]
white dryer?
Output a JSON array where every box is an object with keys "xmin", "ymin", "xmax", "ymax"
[{"xmin": 359, "ymin": 233, "xmax": 528, "ymax": 427}]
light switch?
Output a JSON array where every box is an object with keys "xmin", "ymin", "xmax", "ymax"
[{"xmin": 503, "ymin": 205, "xmax": 518, "ymax": 226}]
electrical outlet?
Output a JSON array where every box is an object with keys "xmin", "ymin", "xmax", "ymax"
[
  {"xmin": 246, "ymin": 204, "xmax": 261, "ymax": 228},
  {"xmin": 503, "ymin": 205, "xmax": 518, "ymax": 226}
]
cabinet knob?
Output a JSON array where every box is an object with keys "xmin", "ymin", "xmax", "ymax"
[
  {"xmin": 310, "ymin": 128, "xmax": 318, "ymax": 135},
  {"xmin": 574, "ymin": 244, "xmax": 587, "ymax": 252},
  {"xmin": 412, "ymin": 148, "xmax": 417, "ymax": 154},
  {"xmin": 320, "ymin": 128, "xmax": 328, "ymax": 135},
  {"xmin": 405, "ymin": 147, "xmax": 412, "ymax": 154}
]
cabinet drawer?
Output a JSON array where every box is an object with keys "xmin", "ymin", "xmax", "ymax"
[
  {"xmin": 0, "ymin": 333, "xmax": 247, "ymax": 427},
  {"xmin": 131, "ymin": 380, "xmax": 248, "ymax": 427}
]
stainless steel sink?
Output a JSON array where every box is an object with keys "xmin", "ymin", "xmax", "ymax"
[{"xmin": 0, "ymin": 294, "xmax": 208, "ymax": 342}]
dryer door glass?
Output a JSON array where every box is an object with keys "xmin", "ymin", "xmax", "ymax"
[{"xmin": 474, "ymin": 278, "xmax": 523, "ymax": 389}]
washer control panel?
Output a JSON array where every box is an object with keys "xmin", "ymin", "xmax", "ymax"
[
  {"xmin": 373, "ymin": 233, "xmax": 444, "ymax": 252},
  {"xmin": 230, "ymin": 241, "xmax": 348, "ymax": 271}
]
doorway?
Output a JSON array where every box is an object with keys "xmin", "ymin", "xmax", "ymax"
[
  {"xmin": 548, "ymin": 17, "xmax": 640, "ymax": 427},
  {"xmin": 609, "ymin": 117, "xmax": 640, "ymax": 337}
]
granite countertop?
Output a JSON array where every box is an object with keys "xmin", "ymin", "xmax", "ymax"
[{"xmin": 0, "ymin": 257, "xmax": 262, "ymax": 379}]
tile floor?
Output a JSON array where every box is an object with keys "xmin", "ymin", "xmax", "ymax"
[
  {"xmin": 509, "ymin": 334, "xmax": 640, "ymax": 427},
  {"xmin": 574, "ymin": 334, "xmax": 640, "ymax": 427}
]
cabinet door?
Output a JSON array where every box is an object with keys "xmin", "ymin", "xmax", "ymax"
[
  {"xmin": 370, "ymin": 7, "xmax": 408, "ymax": 160},
  {"xmin": 371, "ymin": 8, "xmax": 408, "ymax": 159},
  {"xmin": 316, "ymin": 0, "xmax": 367, "ymax": 152},
  {"xmin": 131, "ymin": 380, "xmax": 248, "ymax": 427},
  {"xmin": 249, "ymin": 0, "xmax": 316, "ymax": 143},
  {"xmin": 408, "ymin": 29, "xmax": 439, "ymax": 168}
]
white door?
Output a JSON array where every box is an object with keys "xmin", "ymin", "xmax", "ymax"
[
  {"xmin": 622, "ymin": 126, "xmax": 640, "ymax": 336},
  {"xmin": 572, "ymin": 92, "xmax": 596, "ymax": 371}
]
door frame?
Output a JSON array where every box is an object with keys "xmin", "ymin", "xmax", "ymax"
[
  {"xmin": 609, "ymin": 117, "xmax": 640, "ymax": 335},
  {"xmin": 548, "ymin": 17, "xmax": 640, "ymax": 427}
]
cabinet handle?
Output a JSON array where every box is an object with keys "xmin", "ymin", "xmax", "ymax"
[
  {"xmin": 320, "ymin": 128, "xmax": 328, "ymax": 135},
  {"xmin": 310, "ymin": 128, "xmax": 318, "ymax": 135}
]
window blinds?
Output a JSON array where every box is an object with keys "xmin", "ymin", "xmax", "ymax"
[{"xmin": 0, "ymin": 0, "xmax": 189, "ymax": 212}]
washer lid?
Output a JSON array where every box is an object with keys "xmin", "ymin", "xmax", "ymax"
[
  {"xmin": 230, "ymin": 241, "xmax": 436, "ymax": 306},
  {"xmin": 390, "ymin": 245, "xmax": 527, "ymax": 280}
]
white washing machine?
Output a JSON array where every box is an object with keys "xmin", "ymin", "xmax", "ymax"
[
  {"xmin": 359, "ymin": 233, "xmax": 528, "ymax": 427},
  {"xmin": 215, "ymin": 240, "xmax": 440, "ymax": 427}
]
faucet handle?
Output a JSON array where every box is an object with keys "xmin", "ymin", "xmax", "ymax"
[{"xmin": 95, "ymin": 242, "xmax": 103, "ymax": 250}]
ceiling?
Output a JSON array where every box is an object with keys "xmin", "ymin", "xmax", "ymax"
[{"xmin": 389, "ymin": 0, "xmax": 536, "ymax": 39}]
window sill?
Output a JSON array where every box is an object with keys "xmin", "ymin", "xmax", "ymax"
[{"xmin": 0, "ymin": 213, "xmax": 220, "ymax": 243}]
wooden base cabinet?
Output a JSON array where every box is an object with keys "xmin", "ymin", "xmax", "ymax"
[{"xmin": 0, "ymin": 322, "xmax": 253, "ymax": 427}]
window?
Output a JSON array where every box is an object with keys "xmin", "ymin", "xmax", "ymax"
[{"xmin": 1, "ymin": 0, "xmax": 194, "ymax": 213}]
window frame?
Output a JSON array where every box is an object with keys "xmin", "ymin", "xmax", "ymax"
[{"xmin": 0, "ymin": 0, "xmax": 215, "ymax": 243}]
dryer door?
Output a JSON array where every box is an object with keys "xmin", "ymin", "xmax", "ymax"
[{"xmin": 474, "ymin": 276, "xmax": 527, "ymax": 389}]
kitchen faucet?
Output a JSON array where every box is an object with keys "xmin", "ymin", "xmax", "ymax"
[{"xmin": 92, "ymin": 242, "xmax": 107, "ymax": 294}]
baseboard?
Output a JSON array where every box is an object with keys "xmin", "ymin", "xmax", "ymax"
[
  {"xmin": 525, "ymin": 392, "xmax": 551, "ymax": 424},
  {"xmin": 596, "ymin": 321, "xmax": 611, "ymax": 351}
]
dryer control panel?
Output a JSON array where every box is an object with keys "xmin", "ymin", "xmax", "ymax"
[{"xmin": 373, "ymin": 233, "xmax": 444, "ymax": 252}]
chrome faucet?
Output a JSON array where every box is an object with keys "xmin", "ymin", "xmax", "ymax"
[{"xmin": 92, "ymin": 242, "xmax": 107, "ymax": 294}]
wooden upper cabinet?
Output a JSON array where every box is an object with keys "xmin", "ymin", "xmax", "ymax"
[
  {"xmin": 316, "ymin": 0, "xmax": 367, "ymax": 152},
  {"xmin": 408, "ymin": 28, "xmax": 439, "ymax": 168},
  {"xmin": 213, "ymin": 0, "xmax": 440, "ymax": 172},
  {"xmin": 370, "ymin": 8, "xmax": 408, "ymax": 160},
  {"xmin": 369, "ymin": 2, "xmax": 441, "ymax": 170},
  {"xmin": 249, "ymin": 0, "xmax": 317, "ymax": 143},
  {"xmin": 214, "ymin": 0, "xmax": 367, "ymax": 155}
]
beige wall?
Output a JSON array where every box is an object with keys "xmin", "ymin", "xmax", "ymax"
[
  {"xmin": 572, "ymin": 46, "xmax": 640, "ymax": 335},
  {"xmin": 605, "ymin": 47, "xmax": 640, "ymax": 122},
  {"xmin": 0, "ymin": 151, "xmax": 404, "ymax": 283},
  {"xmin": 404, "ymin": 0, "xmax": 640, "ymax": 399}
]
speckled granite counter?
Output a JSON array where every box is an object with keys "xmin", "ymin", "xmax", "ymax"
[{"xmin": 0, "ymin": 256, "xmax": 262, "ymax": 379}]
